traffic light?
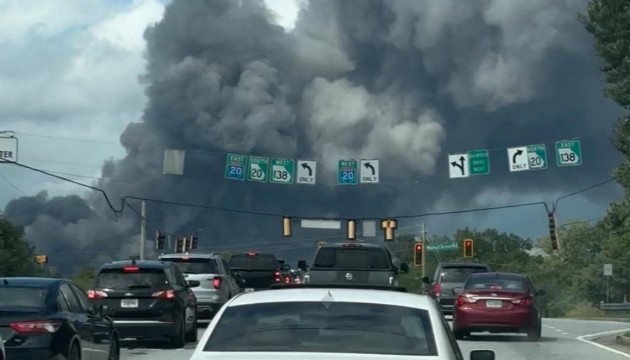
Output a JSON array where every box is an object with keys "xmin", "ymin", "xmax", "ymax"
[
  {"xmin": 413, "ymin": 243, "xmax": 423, "ymax": 266},
  {"xmin": 548, "ymin": 212, "xmax": 559, "ymax": 250},
  {"xmin": 155, "ymin": 230, "xmax": 166, "ymax": 250},
  {"xmin": 175, "ymin": 237, "xmax": 184, "ymax": 253},
  {"xmin": 189, "ymin": 234, "xmax": 198, "ymax": 250},
  {"xmin": 282, "ymin": 217, "xmax": 291, "ymax": 237},
  {"xmin": 347, "ymin": 220, "xmax": 356, "ymax": 240},
  {"xmin": 463, "ymin": 239, "xmax": 473, "ymax": 258},
  {"xmin": 381, "ymin": 219, "xmax": 397, "ymax": 241},
  {"xmin": 34, "ymin": 255, "xmax": 48, "ymax": 264}
]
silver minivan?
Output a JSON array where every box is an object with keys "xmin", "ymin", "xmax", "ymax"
[{"xmin": 158, "ymin": 253, "xmax": 241, "ymax": 318}]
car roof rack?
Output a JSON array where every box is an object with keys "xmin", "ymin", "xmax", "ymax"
[{"xmin": 269, "ymin": 283, "xmax": 408, "ymax": 292}]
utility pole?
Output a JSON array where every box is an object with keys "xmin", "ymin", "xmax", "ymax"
[
  {"xmin": 421, "ymin": 223, "xmax": 427, "ymax": 279},
  {"xmin": 139, "ymin": 201, "xmax": 146, "ymax": 260}
]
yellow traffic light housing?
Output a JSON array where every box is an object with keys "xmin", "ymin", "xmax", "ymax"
[
  {"xmin": 282, "ymin": 217, "xmax": 291, "ymax": 237},
  {"xmin": 34, "ymin": 255, "xmax": 48, "ymax": 264},
  {"xmin": 381, "ymin": 219, "xmax": 397, "ymax": 241},
  {"xmin": 347, "ymin": 220, "xmax": 356, "ymax": 240},
  {"xmin": 463, "ymin": 239, "xmax": 473, "ymax": 258},
  {"xmin": 413, "ymin": 243, "xmax": 423, "ymax": 266}
]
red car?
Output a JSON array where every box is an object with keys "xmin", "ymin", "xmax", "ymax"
[{"xmin": 452, "ymin": 272, "xmax": 545, "ymax": 340}]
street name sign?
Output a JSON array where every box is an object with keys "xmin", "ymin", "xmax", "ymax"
[
  {"xmin": 247, "ymin": 156, "xmax": 269, "ymax": 182},
  {"xmin": 0, "ymin": 136, "xmax": 18, "ymax": 162},
  {"xmin": 426, "ymin": 243, "xmax": 459, "ymax": 251},
  {"xmin": 360, "ymin": 159, "xmax": 379, "ymax": 184},
  {"xmin": 296, "ymin": 160, "xmax": 316, "ymax": 184},
  {"xmin": 338, "ymin": 160, "xmax": 358, "ymax": 185},
  {"xmin": 468, "ymin": 149, "xmax": 490, "ymax": 176},
  {"xmin": 555, "ymin": 140, "xmax": 582, "ymax": 167},
  {"xmin": 270, "ymin": 158, "xmax": 295, "ymax": 184},
  {"xmin": 224, "ymin": 153, "xmax": 247, "ymax": 181}
]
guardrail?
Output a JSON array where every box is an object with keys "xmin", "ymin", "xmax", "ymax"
[{"xmin": 600, "ymin": 303, "xmax": 630, "ymax": 315}]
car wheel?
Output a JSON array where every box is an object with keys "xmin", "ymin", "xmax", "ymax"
[
  {"xmin": 527, "ymin": 320, "xmax": 541, "ymax": 341},
  {"xmin": 186, "ymin": 313, "xmax": 198, "ymax": 342},
  {"xmin": 169, "ymin": 316, "xmax": 186, "ymax": 348},
  {"xmin": 108, "ymin": 334, "xmax": 120, "ymax": 360},
  {"xmin": 69, "ymin": 342, "xmax": 81, "ymax": 360}
]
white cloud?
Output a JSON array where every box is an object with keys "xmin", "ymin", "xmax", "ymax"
[
  {"xmin": 0, "ymin": 0, "xmax": 165, "ymax": 208},
  {"xmin": 263, "ymin": 0, "xmax": 302, "ymax": 30}
]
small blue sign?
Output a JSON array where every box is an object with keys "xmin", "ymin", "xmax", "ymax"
[
  {"xmin": 224, "ymin": 154, "xmax": 248, "ymax": 181},
  {"xmin": 338, "ymin": 160, "xmax": 358, "ymax": 185}
]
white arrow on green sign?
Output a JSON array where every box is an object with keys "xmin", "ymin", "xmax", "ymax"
[{"xmin": 270, "ymin": 158, "xmax": 295, "ymax": 184}]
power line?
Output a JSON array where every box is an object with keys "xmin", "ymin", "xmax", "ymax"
[
  {"xmin": 0, "ymin": 170, "xmax": 26, "ymax": 196},
  {"xmin": 14, "ymin": 131, "xmax": 120, "ymax": 145}
]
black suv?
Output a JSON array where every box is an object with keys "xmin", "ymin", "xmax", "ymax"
[
  {"xmin": 423, "ymin": 262, "xmax": 491, "ymax": 315},
  {"xmin": 87, "ymin": 260, "xmax": 200, "ymax": 348},
  {"xmin": 300, "ymin": 242, "xmax": 408, "ymax": 286}
]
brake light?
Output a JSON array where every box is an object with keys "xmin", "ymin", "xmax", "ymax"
[
  {"xmin": 342, "ymin": 243, "xmax": 361, "ymax": 247},
  {"xmin": 274, "ymin": 270, "xmax": 282, "ymax": 283},
  {"xmin": 432, "ymin": 283, "xmax": 441, "ymax": 298},
  {"xmin": 212, "ymin": 277, "xmax": 222, "ymax": 289},
  {"xmin": 247, "ymin": 251, "xmax": 256, "ymax": 256},
  {"xmin": 152, "ymin": 290, "xmax": 175, "ymax": 299},
  {"xmin": 511, "ymin": 297, "xmax": 532, "ymax": 306},
  {"xmin": 284, "ymin": 276, "xmax": 291, "ymax": 284},
  {"xmin": 180, "ymin": 256, "xmax": 190, "ymax": 260},
  {"xmin": 10, "ymin": 320, "xmax": 62, "ymax": 334},
  {"xmin": 455, "ymin": 295, "xmax": 478, "ymax": 306},
  {"xmin": 87, "ymin": 290, "xmax": 108, "ymax": 299},
  {"xmin": 123, "ymin": 266, "xmax": 139, "ymax": 272}
]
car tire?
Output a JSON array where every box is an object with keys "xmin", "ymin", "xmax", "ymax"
[
  {"xmin": 527, "ymin": 319, "xmax": 541, "ymax": 341},
  {"xmin": 108, "ymin": 335, "xmax": 120, "ymax": 360},
  {"xmin": 169, "ymin": 316, "xmax": 186, "ymax": 349},
  {"xmin": 186, "ymin": 314, "xmax": 198, "ymax": 342},
  {"xmin": 69, "ymin": 342, "xmax": 81, "ymax": 360}
]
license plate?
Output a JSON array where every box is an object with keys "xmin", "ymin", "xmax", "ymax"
[
  {"xmin": 245, "ymin": 288, "xmax": 254, "ymax": 293},
  {"xmin": 486, "ymin": 300, "xmax": 502, "ymax": 308},
  {"xmin": 121, "ymin": 299, "xmax": 138, "ymax": 308}
]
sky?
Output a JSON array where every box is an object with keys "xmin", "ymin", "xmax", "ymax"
[{"xmin": 0, "ymin": 0, "xmax": 625, "ymax": 267}]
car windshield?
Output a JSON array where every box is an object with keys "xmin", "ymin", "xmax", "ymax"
[
  {"xmin": 0, "ymin": 287, "xmax": 47, "ymax": 309},
  {"xmin": 312, "ymin": 247, "xmax": 391, "ymax": 269},
  {"xmin": 229, "ymin": 254, "xmax": 278, "ymax": 269},
  {"xmin": 203, "ymin": 301, "xmax": 437, "ymax": 355},
  {"xmin": 440, "ymin": 267, "xmax": 488, "ymax": 283},
  {"xmin": 465, "ymin": 274, "xmax": 527, "ymax": 292},
  {"xmin": 163, "ymin": 257, "xmax": 219, "ymax": 274},
  {"xmin": 94, "ymin": 268, "xmax": 168, "ymax": 290}
]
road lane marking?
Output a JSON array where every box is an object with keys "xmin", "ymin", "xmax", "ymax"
[{"xmin": 577, "ymin": 328, "xmax": 630, "ymax": 359}]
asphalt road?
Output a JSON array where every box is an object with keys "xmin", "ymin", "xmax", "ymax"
[{"xmin": 122, "ymin": 318, "xmax": 630, "ymax": 360}]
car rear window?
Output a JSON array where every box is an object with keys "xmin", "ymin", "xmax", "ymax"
[
  {"xmin": 313, "ymin": 247, "xmax": 391, "ymax": 270},
  {"xmin": 203, "ymin": 301, "xmax": 437, "ymax": 356},
  {"xmin": 229, "ymin": 254, "xmax": 278, "ymax": 269},
  {"xmin": 0, "ymin": 287, "xmax": 47, "ymax": 309},
  {"xmin": 162, "ymin": 257, "xmax": 219, "ymax": 274},
  {"xmin": 465, "ymin": 274, "xmax": 527, "ymax": 292},
  {"xmin": 439, "ymin": 267, "xmax": 488, "ymax": 283},
  {"xmin": 94, "ymin": 268, "xmax": 168, "ymax": 290}
]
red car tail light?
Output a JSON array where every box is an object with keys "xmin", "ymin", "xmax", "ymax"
[
  {"xmin": 123, "ymin": 266, "xmax": 139, "ymax": 272},
  {"xmin": 152, "ymin": 290, "xmax": 175, "ymax": 299},
  {"xmin": 10, "ymin": 320, "xmax": 62, "ymax": 334},
  {"xmin": 432, "ymin": 283, "xmax": 441, "ymax": 298},
  {"xmin": 86, "ymin": 290, "xmax": 108, "ymax": 299},
  {"xmin": 274, "ymin": 270, "xmax": 282, "ymax": 283},
  {"xmin": 511, "ymin": 297, "xmax": 532, "ymax": 306},
  {"xmin": 284, "ymin": 276, "xmax": 291, "ymax": 284},
  {"xmin": 212, "ymin": 277, "xmax": 222, "ymax": 289},
  {"xmin": 455, "ymin": 295, "xmax": 478, "ymax": 306}
]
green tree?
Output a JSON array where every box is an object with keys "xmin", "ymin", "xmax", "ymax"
[
  {"xmin": 71, "ymin": 266, "xmax": 96, "ymax": 290},
  {"xmin": 0, "ymin": 219, "xmax": 40, "ymax": 276}
]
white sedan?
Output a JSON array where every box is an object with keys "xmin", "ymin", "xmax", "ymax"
[{"xmin": 188, "ymin": 284, "xmax": 495, "ymax": 360}]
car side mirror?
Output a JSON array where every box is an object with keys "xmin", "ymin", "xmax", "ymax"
[
  {"xmin": 422, "ymin": 277, "xmax": 431, "ymax": 284},
  {"xmin": 535, "ymin": 289, "xmax": 547, "ymax": 296},
  {"xmin": 297, "ymin": 260, "xmax": 309, "ymax": 272},
  {"xmin": 187, "ymin": 280, "xmax": 201, "ymax": 288},
  {"xmin": 452, "ymin": 287, "xmax": 463, "ymax": 295},
  {"xmin": 470, "ymin": 349, "xmax": 495, "ymax": 360},
  {"xmin": 399, "ymin": 263, "xmax": 409, "ymax": 273},
  {"xmin": 99, "ymin": 304, "xmax": 114, "ymax": 317}
]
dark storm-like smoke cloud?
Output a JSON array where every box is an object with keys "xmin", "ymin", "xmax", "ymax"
[{"xmin": 3, "ymin": 0, "xmax": 623, "ymax": 273}]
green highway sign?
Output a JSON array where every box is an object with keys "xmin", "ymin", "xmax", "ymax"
[
  {"xmin": 224, "ymin": 154, "xmax": 248, "ymax": 181},
  {"xmin": 555, "ymin": 140, "xmax": 582, "ymax": 167},
  {"xmin": 338, "ymin": 160, "xmax": 358, "ymax": 185},
  {"xmin": 426, "ymin": 243, "xmax": 459, "ymax": 251},
  {"xmin": 270, "ymin": 158, "xmax": 295, "ymax": 184},
  {"xmin": 468, "ymin": 149, "xmax": 490, "ymax": 175},
  {"xmin": 527, "ymin": 144, "xmax": 548, "ymax": 170},
  {"xmin": 247, "ymin": 156, "xmax": 269, "ymax": 182}
]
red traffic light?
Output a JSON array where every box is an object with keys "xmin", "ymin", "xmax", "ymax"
[{"xmin": 415, "ymin": 244, "xmax": 422, "ymax": 251}]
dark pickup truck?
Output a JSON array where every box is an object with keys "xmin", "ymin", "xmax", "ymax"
[
  {"xmin": 228, "ymin": 252, "xmax": 283, "ymax": 291},
  {"xmin": 300, "ymin": 242, "xmax": 408, "ymax": 286}
]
